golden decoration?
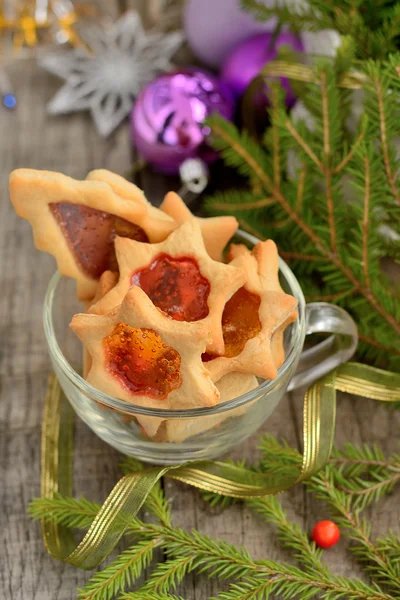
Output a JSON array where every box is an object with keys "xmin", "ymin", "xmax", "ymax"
[{"xmin": 0, "ymin": 0, "xmax": 94, "ymax": 51}]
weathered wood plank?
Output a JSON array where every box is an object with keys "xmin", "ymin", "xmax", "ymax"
[{"xmin": 0, "ymin": 51, "xmax": 140, "ymax": 600}]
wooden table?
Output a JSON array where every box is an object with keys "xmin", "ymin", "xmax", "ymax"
[{"xmin": 1, "ymin": 4, "xmax": 400, "ymax": 599}]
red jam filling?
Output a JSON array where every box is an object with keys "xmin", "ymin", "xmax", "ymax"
[
  {"xmin": 104, "ymin": 323, "xmax": 182, "ymax": 399},
  {"xmin": 131, "ymin": 253, "xmax": 210, "ymax": 321},
  {"xmin": 203, "ymin": 287, "xmax": 262, "ymax": 361},
  {"xmin": 50, "ymin": 202, "xmax": 149, "ymax": 279}
]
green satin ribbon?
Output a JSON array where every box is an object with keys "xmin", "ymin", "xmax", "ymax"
[{"xmin": 40, "ymin": 363, "xmax": 400, "ymax": 570}]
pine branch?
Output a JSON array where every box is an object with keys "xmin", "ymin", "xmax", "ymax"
[
  {"xmin": 208, "ymin": 113, "xmax": 400, "ymax": 337},
  {"xmin": 241, "ymin": 0, "xmax": 400, "ymax": 59},
  {"xmin": 206, "ymin": 56, "xmax": 400, "ymax": 369},
  {"xmin": 246, "ymin": 495, "xmax": 327, "ymax": 575},
  {"xmin": 375, "ymin": 74, "xmax": 400, "ymax": 207},
  {"xmin": 308, "ymin": 472, "xmax": 400, "ymax": 594},
  {"xmin": 141, "ymin": 555, "xmax": 194, "ymax": 594},
  {"xmin": 120, "ymin": 593, "xmax": 184, "ymax": 600},
  {"xmin": 377, "ymin": 531, "xmax": 400, "ymax": 563},
  {"xmin": 257, "ymin": 437, "xmax": 400, "ymax": 505},
  {"xmin": 28, "ymin": 494, "xmax": 101, "ymax": 530},
  {"xmin": 320, "ymin": 70, "xmax": 337, "ymax": 254},
  {"xmin": 78, "ymin": 539, "xmax": 159, "ymax": 600},
  {"xmin": 210, "ymin": 578, "xmax": 274, "ymax": 600},
  {"xmin": 330, "ymin": 443, "xmax": 400, "ymax": 475},
  {"xmin": 240, "ymin": 0, "xmax": 333, "ymax": 33},
  {"xmin": 338, "ymin": 472, "xmax": 400, "ymax": 508},
  {"xmin": 157, "ymin": 525, "xmax": 395, "ymax": 600}
]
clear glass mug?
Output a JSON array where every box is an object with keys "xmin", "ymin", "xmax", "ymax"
[{"xmin": 43, "ymin": 230, "xmax": 358, "ymax": 465}]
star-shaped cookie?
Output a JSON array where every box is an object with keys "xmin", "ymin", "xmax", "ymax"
[
  {"xmin": 89, "ymin": 220, "xmax": 246, "ymax": 354},
  {"xmin": 160, "ymin": 191, "xmax": 238, "ymax": 261},
  {"xmin": 86, "ymin": 170, "xmax": 177, "ymax": 242},
  {"xmin": 83, "ymin": 270, "xmax": 119, "ymax": 378},
  {"xmin": 70, "ymin": 286, "xmax": 219, "ymax": 417},
  {"xmin": 156, "ymin": 371, "xmax": 259, "ymax": 443},
  {"xmin": 9, "ymin": 169, "xmax": 150, "ymax": 301},
  {"xmin": 204, "ymin": 240, "xmax": 298, "ymax": 381},
  {"xmin": 228, "ymin": 242, "xmax": 298, "ymax": 369}
]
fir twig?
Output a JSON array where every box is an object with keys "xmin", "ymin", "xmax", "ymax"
[
  {"xmin": 78, "ymin": 539, "xmax": 159, "ymax": 600},
  {"xmin": 156, "ymin": 525, "xmax": 395, "ymax": 600},
  {"xmin": 120, "ymin": 593, "xmax": 184, "ymax": 600},
  {"xmin": 309, "ymin": 472, "xmax": 400, "ymax": 594},
  {"xmin": 241, "ymin": 0, "xmax": 400, "ymax": 60},
  {"xmin": 141, "ymin": 555, "xmax": 194, "ymax": 593},
  {"xmin": 377, "ymin": 531, "xmax": 400, "ymax": 563},
  {"xmin": 209, "ymin": 114, "xmax": 400, "ymax": 336},
  {"xmin": 362, "ymin": 155, "xmax": 372, "ymax": 291},
  {"xmin": 28, "ymin": 494, "xmax": 101, "ymax": 530},
  {"xmin": 374, "ymin": 75, "xmax": 400, "ymax": 206},
  {"xmin": 246, "ymin": 495, "xmax": 326, "ymax": 575},
  {"xmin": 206, "ymin": 56, "xmax": 400, "ymax": 368}
]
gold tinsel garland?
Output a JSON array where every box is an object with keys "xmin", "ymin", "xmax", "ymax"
[{"xmin": 0, "ymin": 0, "xmax": 97, "ymax": 50}]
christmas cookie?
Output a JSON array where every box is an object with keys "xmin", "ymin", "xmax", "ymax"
[
  {"xmin": 90, "ymin": 270, "xmax": 119, "ymax": 309},
  {"xmin": 86, "ymin": 170, "xmax": 177, "ymax": 242},
  {"xmin": 203, "ymin": 240, "xmax": 298, "ymax": 381},
  {"xmin": 157, "ymin": 371, "xmax": 259, "ymax": 443},
  {"xmin": 160, "ymin": 191, "xmax": 238, "ymax": 261},
  {"xmin": 70, "ymin": 286, "xmax": 219, "ymax": 415},
  {"xmin": 83, "ymin": 270, "xmax": 119, "ymax": 378},
  {"xmin": 89, "ymin": 220, "xmax": 246, "ymax": 354},
  {"xmin": 253, "ymin": 242, "xmax": 298, "ymax": 368},
  {"xmin": 9, "ymin": 169, "xmax": 149, "ymax": 300},
  {"xmin": 226, "ymin": 242, "xmax": 297, "ymax": 368}
]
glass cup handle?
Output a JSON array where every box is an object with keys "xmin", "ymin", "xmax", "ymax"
[{"xmin": 287, "ymin": 302, "xmax": 358, "ymax": 392}]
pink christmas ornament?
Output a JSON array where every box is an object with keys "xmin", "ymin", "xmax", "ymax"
[{"xmin": 131, "ymin": 69, "xmax": 235, "ymax": 175}]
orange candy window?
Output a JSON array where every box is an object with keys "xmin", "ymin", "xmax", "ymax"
[
  {"xmin": 104, "ymin": 323, "xmax": 182, "ymax": 400},
  {"xmin": 131, "ymin": 253, "xmax": 210, "ymax": 322},
  {"xmin": 50, "ymin": 202, "xmax": 149, "ymax": 279},
  {"xmin": 203, "ymin": 287, "xmax": 261, "ymax": 361}
]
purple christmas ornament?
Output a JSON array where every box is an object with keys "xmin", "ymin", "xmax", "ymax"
[
  {"xmin": 221, "ymin": 32, "xmax": 304, "ymax": 107},
  {"xmin": 131, "ymin": 69, "xmax": 235, "ymax": 175},
  {"xmin": 184, "ymin": 0, "xmax": 278, "ymax": 69}
]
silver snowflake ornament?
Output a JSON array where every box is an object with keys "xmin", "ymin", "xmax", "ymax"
[{"xmin": 39, "ymin": 11, "xmax": 183, "ymax": 136}]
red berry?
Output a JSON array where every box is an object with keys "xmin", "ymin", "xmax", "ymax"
[{"xmin": 312, "ymin": 520, "xmax": 340, "ymax": 549}]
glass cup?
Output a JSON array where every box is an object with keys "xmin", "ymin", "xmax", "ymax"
[{"xmin": 43, "ymin": 230, "xmax": 358, "ymax": 465}]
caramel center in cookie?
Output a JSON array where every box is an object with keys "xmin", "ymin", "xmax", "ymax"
[
  {"xmin": 104, "ymin": 323, "xmax": 182, "ymax": 399},
  {"xmin": 131, "ymin": 253, "xmax": 210, "ymax": 322},
  {"xmin": 50, "ymin": 202, "xmax": 149, "ymax": 279},
  {"xmin": 203, "ymin": 287, "xmax": 261, "ymax": 361}
]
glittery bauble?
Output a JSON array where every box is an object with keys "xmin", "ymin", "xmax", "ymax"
[
  {"xmin": 131, "ymin": 69, "xmax": 235, "ymax": 175},
  {"xmin": 221, "ymin": 32, "xmax": 304, "ymax": 106},
  {"xmin": 184, "ymin": 0, "xmax": 277, "ymax": 68}
]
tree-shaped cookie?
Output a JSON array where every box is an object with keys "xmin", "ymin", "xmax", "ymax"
[
  {"xmin": 160, "ymin": 191, "xmax": 238, "ymax": 261},
  {"xmin": 9, "ymin": 169, "xmax": 174, "ymax": 300},
  {"xmin": 86, "ymin": 170, "xmax": 177, "ymax": 242},
  {"xmin": 70, "ymin": 286, "xmax": 219, "ymax": 418},
  {"xmin": 89, "ymin": 220, "xmax": 246, "ymax": 354},
  {"xmin": 203, "ymin": 240, "xmax": 298, "ymax": 381}
]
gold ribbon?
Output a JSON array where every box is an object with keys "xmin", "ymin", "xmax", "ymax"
[{"xmin": 39, "ymin": 363, "xmax": 400, "ymax": 570}]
